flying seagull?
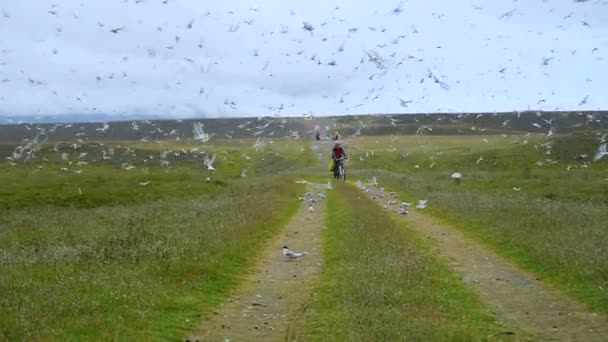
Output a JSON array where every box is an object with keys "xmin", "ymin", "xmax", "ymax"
[{"xmin": 109, "ymin": 27, "xmax": 126, "ymax": 34}]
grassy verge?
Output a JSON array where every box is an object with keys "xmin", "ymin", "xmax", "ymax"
[
  {"xmin": 361, "ymin": 169, "xmax": 608, "ymax": 315},
  {"xmin": 0, "ymin": 177, "xmax": 303, "ymax": 340},
  {"xmin": 301, "ymin": 183, "xmax": 500, "ymax": 340}
]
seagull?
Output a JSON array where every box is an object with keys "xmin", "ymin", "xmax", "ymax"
[
  {"xmin": 283, "ymin": 246, "xmax": 307, "ymax": 259},
  {"xmin": 302, "ymin": 22, "xmax": 314, "ymax": 33},
  {"xmin": 204, "ymin": 154, "xmax": 216, "ymax": 170},
  {"xmin": 399, "ymin": 98, "xmax": 413, "ymax": 107},
  {"xmin": 594, "ymin": 143, "xmax": 607, "ymax": 161},
  {"xmin": 388, "ymin": 1, "xmax": 405, "ymax": 16},
  {"xmin": 109, "ymin": 27, "xmax": 126, "ymax": 34},
  {"xmin": 540, "ymin": 56, "xmax": 554, "ymax": 67},
  {"xmin": 416, "ymin": 200, "xmax": 427, "ymax": 209},
  {"xmin": 451, "ymin": 172, "xmax": 462, "ymax": 181},
  {"xmin": 371, "ymin": 177, "xmax": 378, "ymax": 186},
  {"xmin": 96, "ymin": 123, "xmax": 109, "ymax": 134},
  {"xmin": 139, "ymin": 181, "xmax": 151, "ymax": 186}
]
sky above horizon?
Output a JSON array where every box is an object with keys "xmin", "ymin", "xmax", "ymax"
[{"xmin": 0, "ymin": 0, "xmax": 607, "ymax": 119}]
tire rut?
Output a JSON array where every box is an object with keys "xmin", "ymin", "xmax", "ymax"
[
  {"xmin": 187, "ymin": 184, "xmax": 326, "ymax": 342},
  {"xmin": 363, "ymin": 183, "xmax": 608, "ymax": 341}
]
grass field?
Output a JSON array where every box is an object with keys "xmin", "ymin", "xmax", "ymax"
[
  {"xmin": 0, "ymin": 138, "xmax": 311, "ymax": 339},
  {"xmin": 348, "ymin": 132, "xmax": 608, "ymax": 314},
  {"xmin": 302, "ymin": 183, "xmax": 500, "ymax": 340},
  {"xmin": 2, "ymin": 119, "xmax": 607, "ymax": 339}
]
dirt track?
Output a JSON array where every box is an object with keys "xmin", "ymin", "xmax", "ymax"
[
  {"xmin": 365, "ymin": 183, "xmax": 608, "ymax": 341},
  {"xmin": 187, "ymin": 184, "xmax": 326, "ymax": 342}
]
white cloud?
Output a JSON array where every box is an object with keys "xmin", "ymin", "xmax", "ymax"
[{"xmin": 0, "ymin": 0, "xmax": 607, "ymax": 119}]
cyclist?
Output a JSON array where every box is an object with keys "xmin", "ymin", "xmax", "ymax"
[{"xmin": 331, "ymin": 141, "xmax": 347, "ymax": 179}]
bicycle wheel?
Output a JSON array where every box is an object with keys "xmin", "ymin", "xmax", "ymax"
[{"xmin": 339, "ymin": 165, "xmax": 346, "ymax": 182}]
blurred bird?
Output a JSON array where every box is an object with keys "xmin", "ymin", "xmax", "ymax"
[
  {"xmin": 204, "ymin": 154, "xmax": 216, "ymax": 170},
  {"xmin": 416, "ymin": 200, "xmax": 427, "ymax": 209},
  {"xmin": 399, "ymin": 98, "xmax": 413, "ymax": 107},
  {"xmin": 109, "ymin": 27, "xmax": 126, "ymax": 34},
  {"xmin": 451, "ymin": 172, "xmax": 462, "ymax": 182},
  {"xmin": 594, "ymin": 143, "xmax": 607, "ymax": 161},
  {"xmin": 283, "ymin": 246, "xmax": 307, "ymax": 259}
]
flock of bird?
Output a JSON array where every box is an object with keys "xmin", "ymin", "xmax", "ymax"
[
  {"xmin": 5, "ymin": 110, "xmax": 607, "ymax": 185},
  {"xmin": 0, "ymin": 0, "xmax": 605, "ymax": 117},
  {"xmin": 355, "ymin": 178, "xmax": 429, "ymax": 216}
]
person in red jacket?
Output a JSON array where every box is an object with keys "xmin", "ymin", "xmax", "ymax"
[{"xmin": 331, "ymin": 141, "xmax": 347, "ymax": 178}]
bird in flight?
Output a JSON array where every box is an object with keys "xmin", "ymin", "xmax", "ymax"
[{"xmin": 109, "ymin": 27, "xmax": 126, "ymax": 34}]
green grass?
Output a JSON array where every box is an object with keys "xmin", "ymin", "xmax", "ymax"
[
  {"xmin": 0, "ymin": 138, "xmax": 316, "ymax": 340},
  {"xmin": 349, "ymin": 133, "xmax": 608, "ymax": 315},
  {"xmin": 0, "ymin": 165, "xmax": 229, "ymax": 209},
  {"xmin": 301, "ymin": 183, "xmax": 501, "ymax": 341},
  {"xmin": 0, "ymin": 138, "xmax": 315, "ymax": 210},
  {"xmin": 0, "ymin": 176, "xmax": 303, "ymax": 340},
  {"xmin": 371, "ymin": 171, "xmax": 608, "ymax": 314}
]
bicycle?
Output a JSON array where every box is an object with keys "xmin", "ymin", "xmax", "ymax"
[{"xmin": 334, "ymin": 157, "xmax": 346, "ymax": 182}]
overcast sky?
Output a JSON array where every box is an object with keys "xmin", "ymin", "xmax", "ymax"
[{"xmin": 0, "ymin": 0, "xmax": 607, "ymax": 119}]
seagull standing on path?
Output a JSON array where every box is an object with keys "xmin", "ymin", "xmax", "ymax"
[{"xmin": 283, "ymin": 246, "xmax": 307, "ymax": 259}]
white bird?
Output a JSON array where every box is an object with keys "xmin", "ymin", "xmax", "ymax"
[
  {"xmin": 398, "ymin": 207, "xmax": 409, "ymax": 215},
  {"xmin": 512, "ymin": 187, "xmax": 521, "ymax": 191},
  {"xmin": 96, "ymin": 123, "xmax": 109, "ymax": 134},
  {"xmin": 416, "ymin": 200, "xmax": 428, "ymax": 209},
  {"xmin": 204, "ymin": 153, "xmax": 216, "ymax": 170},
  {"xmin": 283, "ymin": 246, "xmax": 307, "ymax": 259},
  {"xmin": 139, "ymin": 181, "xmax": 151, "ymax": 186},
  {"xmin": 193, "ymin": 122, "xmax": 211, "ymax": 143},
  {"xmin": 451, "ymin": 172, "xmax": 462, "ymax": 180},
  {"xmin": 594, "ymin": 143, "xmax": 607, "ymax": 161},
  {"xmin": 308, "ymin": 205, "xmax": 315, "ymax": 212}
]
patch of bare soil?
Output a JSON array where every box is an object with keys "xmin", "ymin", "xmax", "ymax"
[
  {"xmin": 187, "ymin": 184, "xmax": 326, "ymax": 342},
  {"xmin": 365, "ymin": 184, "xmax": 608, "ymax": 341}
]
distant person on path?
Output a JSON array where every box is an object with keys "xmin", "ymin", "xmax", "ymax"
[
  {"xmin": 315, "ymin": 131, "xmax": 320, "ymax": 141},
  {"xmin": 333, "ymin": 132, "xmax": 340, "ymax": 141}
]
